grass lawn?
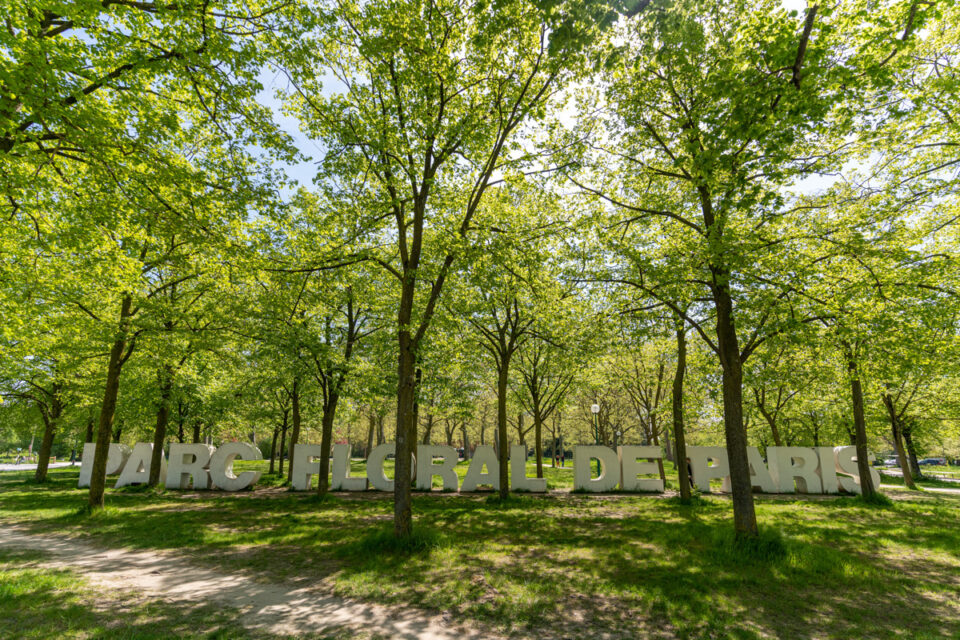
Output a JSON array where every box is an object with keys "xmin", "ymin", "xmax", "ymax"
[
  {"xmin": 1, "ymin": 466, "xmax": 958, "ymax": 639},
  {"xmin": 923, "ymin": 465, "xmax": 960, "ymax": 478}
]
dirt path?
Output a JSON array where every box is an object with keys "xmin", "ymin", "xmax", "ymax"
[{"xmin": 0, "ymin": 524, "xmax": 502, "ymax": 640}]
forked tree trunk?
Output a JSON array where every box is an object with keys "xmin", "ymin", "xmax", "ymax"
[
  {"xmin": 88, "ymin": 294, "xmax": 134, "ymax": 510},
  {"xmin": 883, "ymin": 394, "xmax": 916, "ymax": 490},
  {"xmin": 421, "ymin": 413, "xmax": 434, "ymax": 445},
  {"xmin": 902, "ymin": 426, "xmax": 922, "ymax": 478},
  {"xmin": 757, "ymin": 401, "xmax": 783, "ymax": 447}
]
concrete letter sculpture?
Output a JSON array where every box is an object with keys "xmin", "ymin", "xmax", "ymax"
[
  {"xmin": 745, "ymin": 446, "xmax": 778, "ymax": 493},
  {"xmin": 366, "ymin": 443, "xmax": 415, "ymax": 491},
  {"xmin": 290, "ymin": 444, "xmax": 324, "ymax": 490},
  {"xmin": 768, "ymin": 447, "xmax": 823, "ymax": 493},
  {"xmin": 78, "ymin": 443, "xmax": 131, "ymax": 488},
  {"xmin": 332, "ymin": 443, "xmax": 368, "ymax": 491},
  {"xmin": 166, "ymin": 443, "xmax": 215, "ymax": 490},
  {"xmin": 461, "ymin": 445, "xmax": 500, "ymax": 491},
  {"xmin": 815, "ymin": 447, "xmax": 840, "ymax": 494},
  {"xmin": 573, "ymin": 446, "xmax": 620, "ymax": 492},
  {"xmin": 619, "ymin": 445, "xmax": 663, "ymax": 492},
  {"xmin": 209, "ymin": 442, "xmax": 262, "ymax": 491},
  {"xmin": 834, "ymin": 446, "xmax": 880, "ymax": 494},
  {"xmin": 115, "ymin": 443, "xmax": 166, "ymax": 488},
  {"xmin": 511, "ymin": 445, "xmax": 547, "ymax": 492},
  {"xmin": 415, "ymin": 445, "xmax": 459, "ymax": 491},
  {"xmin": 687, "ymin": 446, "xmax": 730, "ymax": 493}
]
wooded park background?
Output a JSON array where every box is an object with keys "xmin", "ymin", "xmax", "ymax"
[{"xmin": 2, "ymin": 0, "xmax": 959, "ymax": 539}]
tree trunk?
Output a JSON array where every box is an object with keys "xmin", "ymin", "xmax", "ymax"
[
  {"xmin": 278, "ymin": 411, "xmax": 289, "ymax": 477},
  {"xmin": 445, "ymin": 419, "xmax": 455, "ymax": 447},
  {"xmin": 365, "ymin": 412, "xmax": 376, "ymax": 458},
  {"xmin": 714, "ymin": 285, "xmax": 757, "ymax": 537},
  {"xmin": 758, "ymin": 403, "xmax": 783, "ymax": 447},
  {"xmin": 497, "ymin": 361, "xmax": 511, "ymax": 500},
  {"xmin": 84, "ymin": 416, "xmax": 94, "ymax": 444},
  {"xmin": 662, "ymin": 414, "xmax": 673, "ymax": 464},
  {"xmin": 88, "ymin": 294, "xmax": 134, "ymax": 510},
  {"xmin": 461, "ymin": 422, "xmax": 471, "ymax": 459},
  {"xmin": 882, "ymin": 394, "xmax": 916, "ymax": 490},
  {"xmin": 176, "ymin": 408, "xmax": 185, "ymax": 443},
  {"xmin": 652, "ymin": 430, "xmax": 667, "ymax": 484},
  {"xmin": 394, "ymin": 326, "xmax": 417, "ymax": 537},
  {"xmin": 112, "ymin": 419, "xmax": 123, "ymax": 443},
  {"xmin": 287, "ymin": 377, "xmax": 302, "ymax": 484},
  {"xmin": 421, "ymin": 413, "xmax": 434, "ymax": 445},
  {"xmin": 847, "ymin": 351, "xmax": 877, "ymax": 497},
  {"xmin": 269, "ymin": 424, "xmax": 280, "ymax": 474},
  {"xmin": 534, "ymin": 414, "xmax": 544, "ymax": 479},
  {"xmin": 902, "ymin": 425, "xmax": 922, "ymax": 478},
  {"xmin": 317, "ymin": 393, "xmax": 341, "ymax": 496},
  {"xmin": 672, "ymin": 319, "xmax": 691, "ymax": 501},
  {"xmin": 35, "ymin": 387, "xmax": 63, "ymax": 483},
  {"xmin": 192, "ymin": 421, "xmax": 202, "ymax": 444},
  {"xmin": 148, "ymin": 367, "xmax": 174, "ymax": 486}
]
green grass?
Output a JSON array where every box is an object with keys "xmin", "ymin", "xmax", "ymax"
[
  {"xmin": 880, "ymin": 471, "xmax": 960, "ymax": 490},
  {"xmin": 1, "ymin": 467, "xmax": 959, "ymax": 639}
]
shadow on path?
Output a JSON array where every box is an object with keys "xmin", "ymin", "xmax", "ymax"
[{"xmin": 0, "ymin": 525, "xmax": 500, "ymax": 640}]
